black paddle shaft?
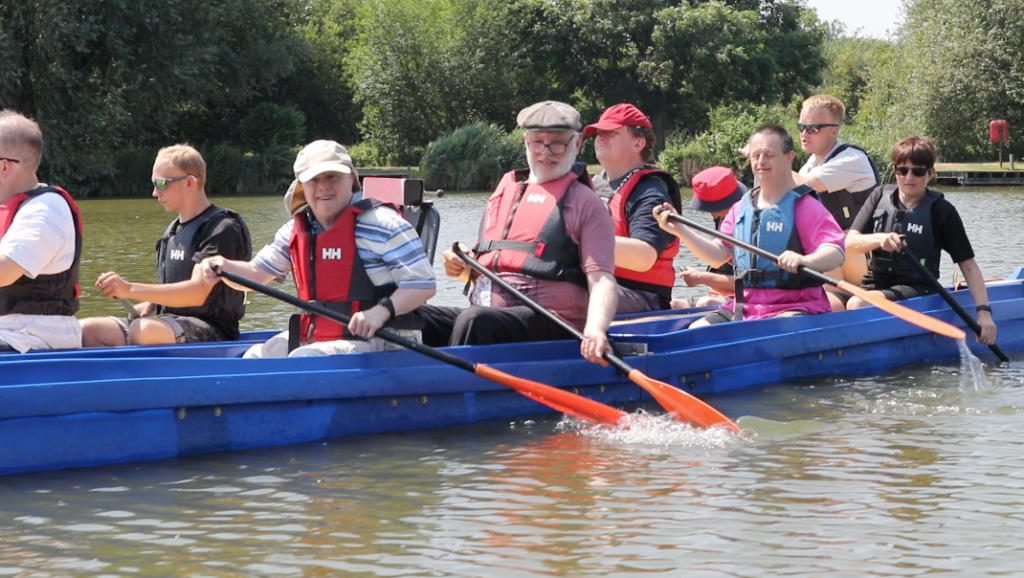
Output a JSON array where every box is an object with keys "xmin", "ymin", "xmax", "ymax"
[
  {"xmin": 452, "ymin": 244, "xmax": 636, "ymax": 376},
  {"xmin": 217, "ymin": 269, "xmax": 478, "ymax": 373},
  {"xmin": 900, "ymin": 247, "xmax": 1010, "ymax": 362},
  {"xmin": 665, "ymin": 212, "xmax": 840, "ymax": 287}
]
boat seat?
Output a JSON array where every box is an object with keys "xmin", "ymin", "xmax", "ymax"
[{"xmin": 362, "ymin": 176, "xmax": 441, "ymax": 265}]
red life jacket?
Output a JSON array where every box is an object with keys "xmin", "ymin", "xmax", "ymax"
[
  {"xmin": 471, "ymin": 165, "xmax": 590, "ymax": 287},
  {"xmin": 0, "ymin": 186, "xmax": 82, "ymax": 316},
  {"xmin": 608, "ymin": 167, "xmax": 682, "ymax": 301},
  {"xmin": 289, "ymin": 199, "xmax": 421, "ymax": 344}
]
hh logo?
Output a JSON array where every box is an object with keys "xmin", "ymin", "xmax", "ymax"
[
  {"xmin": 765, "ymin": 221, "xmax": 784, "ymax": 233},
  {"xmin": 170, "ymin": 249, "xmax": 186, "ymax": 260},
  {"xmin": 322, "ymin": 247, "xmax": 342, "ymax": 260},
  {"xmin": 526, "ymin": 193, "xmax": 547, "ymax": 204},
  {"xmin": 907, "ymin": 223, "xmax": 923, "ymax": 234}
]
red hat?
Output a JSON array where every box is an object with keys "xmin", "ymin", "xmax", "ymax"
[
  {"xmin": 583, "ymin": 103, "xmax": 653, "ymax": 136},
  {"xmin": 689, "ymin": 166, "xmax": 747, "ymax": 213}
]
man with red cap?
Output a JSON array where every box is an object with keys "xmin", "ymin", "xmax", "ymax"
[
  {"xmin": 586, "ymin": 103, "xmax": 682, "ymax": 313},
  {"xmin": 670, "ymin": 166, "xmax": 746, "ymax": 309}
]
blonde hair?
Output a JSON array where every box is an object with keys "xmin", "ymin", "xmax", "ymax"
[
  {"xmin": 801, "ymin": 94, "xmax": 846, "ymax": 124},
  {"xmin": 156, "ymin": 144, "xmax": 207, "ymax": 188}
]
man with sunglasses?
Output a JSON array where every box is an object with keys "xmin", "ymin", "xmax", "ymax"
[
  {"xmin": 0, "ymin": 110, "xmax": 83, "ymax": 352},
  {"xmin": 585, "ymin": 103, "xmax": 681, "ymax": 313},
  {"xmin": 839, "ymin": 136, "xmax": 996, "ymax": 345},
  {"xmin": 81, "ymin": 145, "xmax": 251, "ymax": 347},
  {"xmin": 419, "ymin": 100, "xmax": 617, "ymax": 365}
]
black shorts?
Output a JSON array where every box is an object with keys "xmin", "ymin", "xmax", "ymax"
[
  {"xmin": 112, "ymin": 315, "xmax": 225, "ymax": 343},
  {"xmin": 829, "ymin": 283, "xmax": 933, "ymax": 306}
]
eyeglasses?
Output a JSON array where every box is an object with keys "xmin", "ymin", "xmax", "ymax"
[
  {"xmin": 526, "ymin": 140, "xmax": 572, "ymax": 154},
  {"xmin": 152, "ymin": 175, "xmax": 197, "ymax": 191},
  {"xmin": 797, "ymin": 123, "xmax": 839, "ymax": 134},
  {"xmin": 893, "ymin": 165, "xmax": 930, "ymax": 177}
]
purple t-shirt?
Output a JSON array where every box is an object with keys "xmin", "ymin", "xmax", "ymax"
[{"xmin": 718, "ymin": 193, "xmax": 845, "ymax": 319}]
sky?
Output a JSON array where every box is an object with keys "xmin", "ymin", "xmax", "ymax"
[{"xmin": 804, "ymin": 0, "xmax": 904, "ymax": 40}]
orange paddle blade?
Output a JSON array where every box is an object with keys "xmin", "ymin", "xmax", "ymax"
[
  {"xmin": 837, "ymin": 280, "xmax": 967, "ymax": 340},
  {"xmin": 475, "ymin": 364, "xmax": 627, "ymax": 426},
  {"xmin": 627, "ymin": 369, "xmax": 741, "ymax": 432}
]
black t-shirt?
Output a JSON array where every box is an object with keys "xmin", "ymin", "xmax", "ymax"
[
  {"xmin": 613, "ymin": 173, "xmax": 677, "ymax": 254},
  {"xmin": 851, "ymin": 186, "xmax": 975, "ymax": 266}
]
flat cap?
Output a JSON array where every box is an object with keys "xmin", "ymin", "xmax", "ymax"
[{"xmin": 517, "ymin": 101, "xmax": 581, "ymax": 131}]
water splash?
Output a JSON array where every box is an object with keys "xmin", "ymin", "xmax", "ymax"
[
  {"xmin": 557, "ymin": 409, "xmax": 749, "ymax": 448},
  {"xmin": 957, "ymin": 338, "xmax": 989, "ymax": 392}
]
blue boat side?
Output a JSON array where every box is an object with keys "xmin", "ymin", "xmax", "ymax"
[{"xmin": 1, "ymin": 272, "xmax": 1022, "ymax": 476}]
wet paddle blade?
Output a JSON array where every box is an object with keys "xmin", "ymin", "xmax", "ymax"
[
  {"xmin": 475, "ymin": 364, "xmax": 627, "ymax": 426},
  {"xmin": 837, "ymin": 280, "xmax": 967, "ymax": 340},
  {"xmin": 626, "ymin": 369, "xmax": 741, "ymax": 432}
]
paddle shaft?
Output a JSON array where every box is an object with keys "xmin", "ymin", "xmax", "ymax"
[
  {"xmin": 217, "ymin": 269, "xmax": 627, "ymax": 424},
  {"xmin": 119, "ymin": 299, "xmax": 139, "ymax": 319},
  {"xmin": 900, "ymin": 246, "xmax": 1009, "ymax": 361}
]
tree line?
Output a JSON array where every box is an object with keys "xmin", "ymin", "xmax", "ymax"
[{"xmin": 1, "ymin": 0, "xmax": 1020, "ymax": 196}]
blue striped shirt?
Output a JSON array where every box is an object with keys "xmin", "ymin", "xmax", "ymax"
[{"xmin": 254, "ymin": 194, "xmax": 436, "ymax": 290}]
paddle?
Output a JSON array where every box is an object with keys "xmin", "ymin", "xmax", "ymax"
[
  {"xmin": 215, "ymin": 268, "xmax": 626, "ymax": 425},
  {"xmin": 663, "ymin": 211, "xmax": 968, "ymax": 340},
  {"xmin": 452, "ymin": 244, "xmax": 740, "ymax": 432},
  {"xmin": 119, "ymin": 299, "xmax": 140, "ymax": 319},
  {"xmin": 900, "ymin": 246, "xmax": 1009, "ymax": 361}
]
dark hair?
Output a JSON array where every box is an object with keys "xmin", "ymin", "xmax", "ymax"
[
  {"xmin": 890, "ymin": 136, "xmax": 936, "ymax": 168},
  {"xmin": 750, "ymin": 123, "xmax": 794, "ymax": 154},
  {"xmin": 627, "ymin": 125, "xmax": 656, "ymax": 163}
]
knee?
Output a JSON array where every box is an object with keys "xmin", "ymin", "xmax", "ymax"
[
  {"xmin": 81, "ymin": 318, "xmax": 127, "ymax": 348},
  {"xmin": 846, "ymin": 297, "xmax": 869, "ymax": 310},
  {"xmin": 127, "ymin": 318, "xmax": 175, "ymax": 345},
  {"xmin": 827, "ymin": 293, "xmax": 847, "ymax": 312}
]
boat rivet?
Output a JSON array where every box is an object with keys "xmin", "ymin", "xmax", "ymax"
[
  {"xmin": 390, "ymin": 398, "xmax": 398, "ymax": 407},
  {"xmin": 837, "ymin": 349, "xmax": 842, "ymax": 356},
  {"xmin": 704, "ymin": 372, "xmax": 710, "ymax": 379},
  {"xmin": 572, "ymin": 387, "xmax": 580, "ymax": 394},
  {"xmin": 818, "ymin": 353, "xmax": 823, "ymax": 360},
  {"xmin": 688, "ymin": 380, "xmax": 697, "ymax": 390},
  {"xmin": 213, "ymin": 406, "xmax": 222, "ymax": 417},
  {"xmin": 599, "ymin": 385, "xmax": 605, "ymax": 392},
  {"xmin": 679, "ymin": 375, "xmax": 686, "ymax": 384},
  {"xmin": 420, "ymin": 395, "xmax": 428, "ymax": 405},
  {"xmin": 177, "ymin": 407, "xmax": 186, "ymax": 420}
]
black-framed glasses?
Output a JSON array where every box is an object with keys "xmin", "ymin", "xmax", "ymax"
[
  {"xmin": 526, "ymin": 140, "xmax": 572, "ymax": 154},
  {"xmin": 893, "ymin": 165, "xmax": 930, "ymax": 177},
  {"xmin": 0, "ymin": 157, "xmax": 21, "ymax": 164},
  {"xmin": 152, "ymin": 175, "xmax": 197, "ymax": 191},
  {"xmin": 797, "ymin": 123, "xmax": 839, "ymax": 134}
]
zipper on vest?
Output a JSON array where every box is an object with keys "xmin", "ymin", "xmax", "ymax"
[{"xmin": 307, "ymin": 221, "xmax": 318, "ymax": 343}]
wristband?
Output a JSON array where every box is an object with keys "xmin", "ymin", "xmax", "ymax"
[
  {"xmin": 378, "ymin": 296, "xmax": 396, "ymax": 319},
  {"xmin": 976, "ymin": 304, "xmax": 992, "ymax": 314}
]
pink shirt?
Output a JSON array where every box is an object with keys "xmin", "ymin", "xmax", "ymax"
[
  {"xmin": 475, "ymin": 180, "xmax": 616, "ymax": 329},
  {"xmin": 718, "ymin": 193, "xmax": 845, "ymax": 319}
]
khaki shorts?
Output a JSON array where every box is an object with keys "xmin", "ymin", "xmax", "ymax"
[{"xmin": 243, "ymin": 329, "xmax": 423, "ymax": 358}]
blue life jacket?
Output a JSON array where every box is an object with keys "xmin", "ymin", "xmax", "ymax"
[{"xmin": 732, "ymin": 185, "xmax": 824, "ymax": 290}]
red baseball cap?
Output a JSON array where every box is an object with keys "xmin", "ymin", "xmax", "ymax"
[
  {"xmin": 583, "ymin": 103, "xmax": 653, "ymax": 136},
  {"xmin": 689, "ymin": 166, "xmax": 747, "ymax": 213}
]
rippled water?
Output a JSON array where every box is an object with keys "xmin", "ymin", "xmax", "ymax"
[{"xmin": 4, "ymin": 188, "xmax": 1024, "ymax": 577}]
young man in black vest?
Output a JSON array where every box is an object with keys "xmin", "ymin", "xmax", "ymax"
[
  {"xmin": 793, "ymin": 94, "xmax": 878, "ymax": 288},
  {"xmin": 81, "ymin": 145, "xmax": 251, "ymax": 346}
]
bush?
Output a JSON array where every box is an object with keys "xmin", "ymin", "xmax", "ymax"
[
  {"xmin": 420, "ymin": 123, "xmax": 526, "ymax": 191},
  {"xmin": 205, "ymin": 143, "xmax": 296, "ymax": 196},
  {"xmin": 101, "ymin": 147, "xmax": 161, "ymax": 197},
  {"xmin": 347, "ymin": 140, "xmax": 388, "ymax": 167},
  {"xmin": 239, "ymin": 103, "xmax": 307, "ymax": 154}
]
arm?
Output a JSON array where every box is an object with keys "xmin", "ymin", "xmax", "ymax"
[
  {"xmin": 614, "ymin": 236, "xmax": 658, "ymax": 272},
  {"xmin": 792, "ymin": 171, "xmax": 827, "ymax": 192},
  {"xmin": 777, "ymin": 244, "xmax": 845, "ymax": 273},
  {"xmin": 680, "ymin": 266, "xmax": 735, "ymax": 293},
  {"xmin": 653, "ymin": 203, "xmax": 732, "ymax": 267},
  {"xmin": 580, "ymin": 270, "xmax": 617, "ymax": 365},
  {"xmin": 958, "ymin": 258, "xmax": 996, "ymax": 345},
  {"xmin": 95, "ymin": 267, "xmax": 217, "ymax": 308},
  {"xmin": 844, "ymin": 230, "xmax": 903, "ymax": 256},
  {"xmin": 0, "ymin": 256, "xmax": 27, "ymax": 288},
  {"xmin": 197, "ymin": 256, "xmax": 277, "ymax": 290}
]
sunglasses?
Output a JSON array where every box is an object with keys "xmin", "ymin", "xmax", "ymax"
[
  {"xmin": 152, "ymin": 175, "xmax": 197, "ymax": 191},
  {"xmin": 893, "ymin": 165, "xmax": 930, "ymax": 177},
  {"xmin": 797, "ymin": 123, "xmax": 839, "ymax": 134}
]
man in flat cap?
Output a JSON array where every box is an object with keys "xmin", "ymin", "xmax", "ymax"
[
  {"xmin": 420, "ymin": 100, "xmax": 618, "ymax": 365},
  {"xmin": 586, "ymin": 102, "xmax": 682, "ymax": 313}
]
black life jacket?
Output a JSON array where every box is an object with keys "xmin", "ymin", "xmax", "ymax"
[
  {"xmin": 0, "ymin": 186, "xmax": 83, "ymax": 316},
  {"xmin": 289, "ymin": 199, "xmax": 423, "ymax": 344},
  {"xmin": 156, "ymin": 205, "xmax": 251, "ymax": 336},
  {"xmin": 819, "ymin": 143, "xmax": 880, "ymax": 229},
  {"xmin": 866, "ymin": 185, "xmax": 943, "ymax": 285}
]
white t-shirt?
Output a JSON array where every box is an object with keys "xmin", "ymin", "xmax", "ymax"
[
  {"xmin": 799, "ymin": 141, "xmax": 877, "ymax": 194},
  {"xmin": 0, "ymin": 187, "xmax": 81, "ymax": 352}
]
